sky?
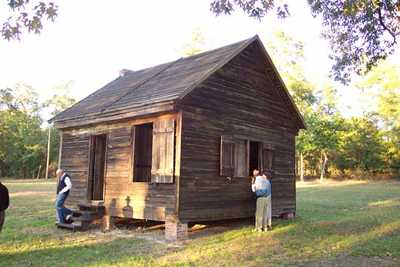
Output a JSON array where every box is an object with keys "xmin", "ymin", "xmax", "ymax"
[{"xmin": 0, "ymin": 0, "xmax": 372, "ymax": 121}]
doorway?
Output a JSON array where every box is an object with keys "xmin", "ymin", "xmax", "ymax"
[
  {"xmin": 249, "ymin": 141, "xmax": 260, "ymax": 176},
  {"xmin": 88, "ymin": 134, "xmax": 107, "ymax": 201}
]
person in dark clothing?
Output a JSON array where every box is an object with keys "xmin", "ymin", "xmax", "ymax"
[
  {"xmin": 0, "ymin": 181, "xmax": 10, "ymax": 232},
  {"xmin": 55, "ymin": 169, "xmax": 73, "ymax": 224}
]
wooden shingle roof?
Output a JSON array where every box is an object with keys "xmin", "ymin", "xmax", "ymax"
[{"xmin": 51, "ymin": 36, "xmax": 305, "ymax": 129}]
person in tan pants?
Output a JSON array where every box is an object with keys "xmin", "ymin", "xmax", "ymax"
[{"xmin": 251, "ymin": 170, "xmax": 272, "ymax": 232}]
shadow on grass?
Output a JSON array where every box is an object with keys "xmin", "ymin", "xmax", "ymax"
[{"xmin": 0, "ymin": 235, "xmax": 163, "ymax": 267}]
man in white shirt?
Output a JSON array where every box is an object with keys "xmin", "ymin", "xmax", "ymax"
[{"xmin": 55, "ymin": 169, "xmax": 73, "ymax": 224}]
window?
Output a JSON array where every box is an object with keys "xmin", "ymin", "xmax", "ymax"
[
  {"xmin": 131, "ymin": 119, "xmax": 176, "ymax": 184},
  {"xmin": 132, "ymin": 123, "xmax": 153, "ymax": 182},
  {"xmin": 220, "ymin": 137, "xmax": 274, "ymax": 178}
]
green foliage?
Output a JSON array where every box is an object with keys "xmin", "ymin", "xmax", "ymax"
[
  {"xmin": 44, "ymin": 81, "xmax": 76, "ymax": 116},
  {"xmin": 210, "ymin": 0, "xmax": 400, "ymax": 83},
  {"xmin": 0, "ymin": 84, "xmax": 45, "ymax": 178},
  {"xmin": 357, "ymin": 59, "xmax": 400, "ymax": 174},
  {"xmin": 334, "ymin": 116, "xmax": 385, "ymax": 174},
  {"xmin": 0, "ymin": 83, "xmax": 75, "ymax": 178},
  {"xmin": 268, "ymin": 31, "xmax": 397, "ymax": 178}
]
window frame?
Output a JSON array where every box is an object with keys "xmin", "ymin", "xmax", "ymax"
[{"xmin": 131, "ymin": 122, "xmax": 154, "ymax": 183}]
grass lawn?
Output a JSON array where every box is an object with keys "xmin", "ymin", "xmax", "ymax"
[{"xmin": 1, "ymin": 179, "xmax": 400, "ymax": 266}]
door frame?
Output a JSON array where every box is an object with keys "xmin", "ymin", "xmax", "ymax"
[{"xmin": 87, "ymin": 134, "xmax": 107, "ymax": 202}]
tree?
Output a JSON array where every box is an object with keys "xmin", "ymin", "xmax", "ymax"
[
  {"xmin": 181, "ymin": 29, "xmax": 207, "ymax": 56},
  {"xmin": 44, "ymin": 81, "xmax": 77, "ymax": 177},
  {"xmin": 0, "ymin": 84, "xmax": 46, "ymax": 178},
  {"xmin": 210, "ymin": 0, "xmax": 400, "ymax": 83},
  {"xmin": 334, "ymin": 116, "xmax": 385, "ymax": 173},
  {"xmin": 357, "ymin": 59, "xmax": 400, "ymax": 173},
  {"xmin": 1, "ymin": 0, "xmax": 58, "ymax": 40},
  {"xmin": 45, "ymin": 81, "xmax": 76, "ymax": 116}
]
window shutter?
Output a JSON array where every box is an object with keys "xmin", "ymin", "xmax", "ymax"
[
  {"xmin": 151, "ymin": 119, "xmax": 175, "ymax": 183},
  {"xmin": 220, "ymin": 136, "xmax": 235, "ymax": 177},
  {"xmin": 234, "ymin": 139, "xmax": 248, "ymax": 177},
  {"xmin": 261, "ymin": 144, "xmax": 274, "ymax": 172},
  {"xmin": 130, "ymin": 126, "xmax": 135, "ymax": 181}
]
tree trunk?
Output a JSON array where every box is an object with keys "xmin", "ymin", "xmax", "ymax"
[
  {"xmin": 300, "ymin": 152, "xmax": 304, "ymax": 182},
  {"xmin": 36, "ymin": 165, "xmax": 42, "ymax": 179},
  {"xmin": 320, "ymin": 151, "xmax": 328, "ymax": 182}
]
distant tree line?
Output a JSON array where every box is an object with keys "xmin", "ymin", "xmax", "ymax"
[
  {"xmin": 0, "ymin": 82, "xmax": 75, "ymax": 178},
  {"xmin": 266, "ymin": 32, "xmax": 400, "ymax": 180}
]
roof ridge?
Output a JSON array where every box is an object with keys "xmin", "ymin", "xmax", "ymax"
[
  {"xmin": 100, "ymin": 58, "xmax": 183, "ymax": 113},
  {"xmin": 180, "ymin": 35, "xmax": 256, "ymax": 60},
  {"xmin": 176, "ymin": 35, "xmax": 258, "ymax": 101}
]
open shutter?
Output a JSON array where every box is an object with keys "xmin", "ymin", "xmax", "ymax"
[
  {"xmin": 220, "ymin": 136, "xmax": 235, "ymax": 177},
  {"xmin": 151, "ymin": 119, "xmax": 175, "ymax": 183},
  {"xmin": 234, "ymin": 139, "xmax": 248, "ymax": 177},
  {"xmin": 261, "ymin": 144, "xmax": 274, "ymax": 172},
  {"xmin": 130, "ymin": 126, "xmax": 135, "ymax": 181}
]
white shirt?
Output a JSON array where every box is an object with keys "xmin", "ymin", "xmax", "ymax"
[
  {"xmin": 252, "ymin": 175, "xmax": 268, "ymax": 192},
  {"xmin": 59, "ymin": 174, "xmax": 72, "ymax": 194}
]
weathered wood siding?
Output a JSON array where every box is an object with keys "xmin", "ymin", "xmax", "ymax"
[
  {"xmin": 177, "ymin": 41, "xmax": 299, "ymax": 222},
  {"xmin": 60, "ymin": 113, "xmax": 181, "ymax": 221}
]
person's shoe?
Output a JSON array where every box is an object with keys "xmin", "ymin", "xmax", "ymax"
[
  {"xmin": 267, "ymin": 225, "xmax": 272, "ymax": 231},
  {"xmin": 65, "ymin": 214, "xmax": 73, "ymax": 224}
]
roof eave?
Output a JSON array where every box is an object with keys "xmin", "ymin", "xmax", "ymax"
[{"xmin": 53, "ymin": 100, "xmax": 176, "ymax": 129}]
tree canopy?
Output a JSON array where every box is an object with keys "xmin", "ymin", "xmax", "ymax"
[
  {"xmin": 210, "ymin": 0, "xmax": 400, "ymax": 83},
  {"xmin": 0, "ymin": 82, "xmax": 75, "ymax": 178},
  {"xmin": 1, "ymin": 0, "xmax": 57, "ymax": 40}
]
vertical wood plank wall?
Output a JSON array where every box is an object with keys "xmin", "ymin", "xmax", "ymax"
[
  {"xmin": 177, "ymin": 42, "xmax": 298, "ymax": 222},
  {"xmin": 60, "ymin": 113, "xmax": 180, "ymax": 221}
]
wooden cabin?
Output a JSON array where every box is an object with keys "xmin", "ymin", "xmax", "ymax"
[{"xmin": 51, "ymin": 35, "xmax": 305, "ymax": 240}]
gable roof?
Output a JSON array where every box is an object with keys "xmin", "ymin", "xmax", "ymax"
[{"xmin": 51, "ymin": 36, "xmax": 305, "ymax": 129}]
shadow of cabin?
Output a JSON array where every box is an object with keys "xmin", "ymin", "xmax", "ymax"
[{"xmin": 50, "ymin": 35, "xmax": 305, "ymax": 241}]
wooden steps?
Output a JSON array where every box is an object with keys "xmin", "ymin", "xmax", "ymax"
[{"xmin": 57, "ymin": 203, "xmax": 105, "ymax": 231}]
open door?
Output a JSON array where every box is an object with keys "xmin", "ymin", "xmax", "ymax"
[
  {"xmin": 249, "ymin": 141, "xmax": 261, "ymax": 175},
  {"xmin": 88, "ymin": 134, "xmax": 107, "ymax": 201}
]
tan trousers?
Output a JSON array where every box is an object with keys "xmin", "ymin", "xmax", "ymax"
[{"xmin": 255, "ymin": 196, "xmax": 271, "ymax": 230}]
